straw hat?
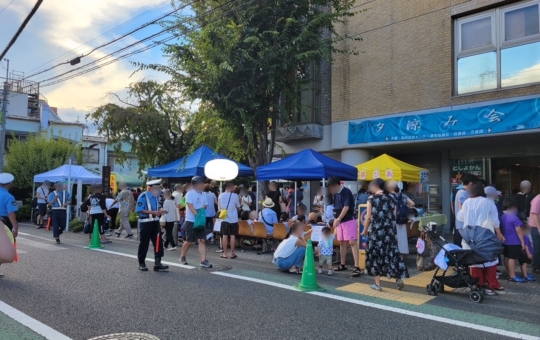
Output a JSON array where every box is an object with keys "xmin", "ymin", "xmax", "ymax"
[{"xmin": 262, "ymin": 197, "xmax": 275, "ymax": 208}]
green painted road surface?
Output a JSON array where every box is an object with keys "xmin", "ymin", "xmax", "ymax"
[{"xmin": 0, "ymin": 312, "xmax": 45, "ymax": 340}]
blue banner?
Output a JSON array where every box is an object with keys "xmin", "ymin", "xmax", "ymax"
[{"xmin": 348, "ymin": 97, "xmax": 540, "ymax": 144}]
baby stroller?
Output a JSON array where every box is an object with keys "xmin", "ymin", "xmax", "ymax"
[{"xmin": 424, "ymin": 225, "xmax": 503, "ymax": 303}]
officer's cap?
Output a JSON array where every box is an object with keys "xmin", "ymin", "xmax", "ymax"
[
  {"xmin": 147, "ymin": 179, "xmax": 162, "ymax": 187},
  {"xmin": 0, "ymin": 173, "xmax": 14, "ymax": 185}
]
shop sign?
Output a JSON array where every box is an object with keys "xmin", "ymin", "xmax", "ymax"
[
  {"xmin": 373, "ymin": 170, "xmax": 380, "ymax": 179},
  {"xmin": 451, "ymin": 159, "xmax": 483, "ymax": 177},
  {"xmin": 385, "ymin": 169, "xmax": 393, "ymax": 178},
  {"xmin": 348, "ymin": 97, "xmax": 540, "ymax": 144}
]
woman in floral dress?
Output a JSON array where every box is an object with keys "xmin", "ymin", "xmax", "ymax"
[{"xmin": 362, "ymin": 178, "xmax": 409, "ymax": 291}]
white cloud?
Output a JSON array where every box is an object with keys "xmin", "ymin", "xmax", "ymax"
[
  {"xmin": 2, "ymin": 0, "xmax": 174, "ymax": 121},
  {"xmin": 502, "ymin": 62, "xmax": 540, "ymax": 87}
]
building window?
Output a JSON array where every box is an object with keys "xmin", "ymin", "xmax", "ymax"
[
  {"xmin": 455, "ymin": 0, "xmax": 540, "ymax": 95},
  {"xmin": 282, "ymin": 61, "xmax": 321, "ymax": 125},
  {"xmin": 84, "ymin": 148, "xmax": 99, "ymax": 164}
]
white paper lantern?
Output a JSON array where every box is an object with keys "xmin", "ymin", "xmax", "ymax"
[{"xmin": 204, "ymin": 159, "xmax": 239, "ymax": 181}]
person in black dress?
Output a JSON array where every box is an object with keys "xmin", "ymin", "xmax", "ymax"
[
  {"xmin": 362, "ymin": 178, "xmax": 409, "ymax": 291},
  {"xmin": 266, "ymin": 181, "xmax": 282, "ymax": 217}
]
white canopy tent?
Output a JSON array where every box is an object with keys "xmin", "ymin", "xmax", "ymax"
[{"xmin": 33, "ymin": 164, "xmax": 102, "ymax": 230}]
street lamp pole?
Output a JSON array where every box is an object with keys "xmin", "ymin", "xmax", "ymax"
[{"xmin": 0, "ymin": 58, "xmax": 9, "ymax": 172}]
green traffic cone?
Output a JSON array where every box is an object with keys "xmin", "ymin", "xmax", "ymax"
[
  {"xmin": 295, "ymin": 239, "xmax": 324, "ymax": 292},
  {"xmin": 86, "ymin": 220, "xmax": 103, "ymax": 249}
]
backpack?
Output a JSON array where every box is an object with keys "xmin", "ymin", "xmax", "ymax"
[{"xmin": 396, "ymin": 193, "xmax": 409, "ymax": 225}]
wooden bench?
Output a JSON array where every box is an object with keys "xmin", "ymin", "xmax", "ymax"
[{"xmin": 272, "ymin": 223, "xmax": 288, "ymax": 240}]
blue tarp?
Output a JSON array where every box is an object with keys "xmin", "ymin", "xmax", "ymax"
[
  {"xmin": 256, "ymin": 149, "xmax": 358, "ymax": 181},
  {"xmin": 148, "ymin": 145, "xmax": 254, "ymax": 178},
  {"xmin": 34, "ymin": 165, "xmax": 101, "ymax": 184}
]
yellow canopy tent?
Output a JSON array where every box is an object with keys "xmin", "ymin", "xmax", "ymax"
[{"xmin": 355, "ymin": 154, "xmax": 429, "ymax": 182}]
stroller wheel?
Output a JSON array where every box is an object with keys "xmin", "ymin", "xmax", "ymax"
[
  {"xmin": 470, "ymin": 291, "xmax": 483, "ymax": 303},
  {"xmin": 426, "ymin": 284, "xmax": 438, "ymax": 296},
  {"xmin": 439, "ymin": 284, "xmax": 445, "ymax": 293},
  {"xmin": 426, "ymin": 284, "xmax": 432, "ymax": 295},
  {"xmin": 431, "ymin": 284, "xmax": 438, "ymax": 296}
]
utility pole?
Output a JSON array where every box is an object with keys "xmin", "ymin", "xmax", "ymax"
[{"xmin": 0, "ymin": 59, "xmax": 8, "ymax": 172}]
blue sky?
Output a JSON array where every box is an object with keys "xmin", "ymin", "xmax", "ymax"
[{"xmin": 0, "ymin": 0, "xmax": 187, "ymax": 129}]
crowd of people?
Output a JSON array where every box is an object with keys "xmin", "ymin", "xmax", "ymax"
[
  {"xmin": 2, "ymin": 167, "xmax": 537, "ymax": 295},
  {"xmin": 452, "ymin": 175, "xmax": 537, "ymax": 295}
]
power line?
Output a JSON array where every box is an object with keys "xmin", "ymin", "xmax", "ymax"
[
  {"xmin": 24, "ymin": 0, "xmax": 198, "ymax": 79},
  {"xmin": 0, "ymin": 0, "xmax": 16, "ymax": 15},
  {"xmin": 38, "ymin": 0, "xmax": 262, "ymax": 88},
  {"xmin": 25, "ymin": 0, "xmax": 171, "ymax": 74},
  {"xmin": 0, "ymin": 0, "xmax": 43, "ymax": 60}
]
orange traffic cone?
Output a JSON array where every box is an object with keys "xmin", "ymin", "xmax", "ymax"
[{"xmin": 46, "ymin": 216, "xmax": 51, "ymax": 230}]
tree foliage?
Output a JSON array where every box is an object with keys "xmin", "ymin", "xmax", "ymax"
[
  {"xmin": 87, "ymin": 81, "xmax": 191, "ymax": 171},
  {"xmin": 138, "ymin": 0, "xmax": 357, "ymax": 169},
  {"xmin": 4, "ymin": 132, "xmax": 83, "ymax": 188}
]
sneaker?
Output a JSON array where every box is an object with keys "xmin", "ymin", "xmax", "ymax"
[
  {"xmin": 169, "ymin": 247, "xmax": 177, "ymax": 251},
  {"xmin": 55, "ymin": 238, "xmax": 60, "ymax": 244},
  {"xmin": 125, "ymin": 234, "xmax": 134, "ymax": 239},
  {"xmin": 216, "ymin": 249, "xmax": 224, "ymax": 253},
  {"xmin": 200, "ymin": 260, "xmax": 212, "ymax": 268},
  {"xmin": 526, "ymin": 274, "xmax": 536, "ymax": 281},
  {"xmin": 115, "ymin": 232, "xmax": 121, "ymax": 238},
  {"xmin": 139, "ymin": 263, "xmax": 148, "ymax": 271},
  {"xmin": 396, "ymin": 279, "xmax": 404, "ymax": 291},
  {"xmin": 370, "ymin": 284, "xmax": 382, "ymax": 291},
  {"xmin": 484, "ymin": 289, "xmax": 496, "ymax": 296},
  {"xmin": 318, "ymin": 268, "xmax": 323, "ymax": 274},
  {"xmin": 509, "ymin": 276, "xmax": 526, "ymax": 283},
  {"xmin": 327, "ymin": 270, "xmax": 333, "ymax": 276},
  {"xmin": 180, "ymin": 257, "xmax": 188, "ymax": 265}
]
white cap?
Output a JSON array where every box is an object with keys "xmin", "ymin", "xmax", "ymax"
[
  {"xmin": 0, "ymin": 173, "xmax": 14, "ymax": 185},
  {"xmin": 147, "ymin": 179, "xmax": 162, "ymax": 187},
  {"xmin": 521, "ymin": 180, "xmax": 532, "ymax": 188},
  {"xmin": 484, "ymin": 186, "xmax": 501, "ymax": 196}
]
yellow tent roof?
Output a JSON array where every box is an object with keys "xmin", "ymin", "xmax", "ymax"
[{"xmin": 355, "ymin": 154, "xmax": 428, "ymax": 182}]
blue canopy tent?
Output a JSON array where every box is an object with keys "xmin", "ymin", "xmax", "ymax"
[
  {"xmin": 256, "ymin": 149, "xmax": 358, "ymax": 213},
  {"xmin": 148, "ymin": 145, "xmax": 254, "ymax": 178}
]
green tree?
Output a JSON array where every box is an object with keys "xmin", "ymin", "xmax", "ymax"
[
  {"xmin": 4, "ymin": 133, "xmax": 83, "ymax": 188},
  {"xmin": 87, "ymin": 80, "xmax": 191, "ymax": 172},
  {"xmin": 138, "ymin": 0, "xmax": 357, "ymax": 169}
]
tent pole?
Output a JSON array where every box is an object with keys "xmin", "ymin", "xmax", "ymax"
[
  {"xmin": 294, "ymin": 181, "xmax": 297, "ymax": 215},
  {"xmin": 31, "ymin": 182, "xmax": 36, "ymax": 223},
  {"xmin": 322, "ymin": 178, "xmax": 326, "ymax": 221},
  {"xmin": 256, "ymin": 181, "xmax": 259, "ymax": 215},
  {"xmin": 76, "ymin": 180, "xmax": 82, "ymax": 218},
  {"xmin": 66, "ymin": 159, "xmax": 72, "ymax": 232}
]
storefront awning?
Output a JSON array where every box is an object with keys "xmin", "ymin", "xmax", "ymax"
[{"xmin": 355, "ymin": 154, "xmax": 428, "ymax": 182}]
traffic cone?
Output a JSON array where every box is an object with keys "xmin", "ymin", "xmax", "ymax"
[
  {"xmin": 86, "ymin": 220, "xmax": 103, "ymax": 249},
  {"xmin": 46, "ymin": 216, "xmax": 51, "ymax": 230},
  {"xmin": 295, "ymin": 239, "xmax": 324, "ymax": 292}
]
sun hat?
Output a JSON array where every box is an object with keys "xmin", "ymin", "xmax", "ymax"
[
  {"xmin": 484, "ymin": 186, "xmax": 501, "ymax": 196},
  {"xmin": 262, "ymin": 197, "xmax": 275, "ymax": 208}
]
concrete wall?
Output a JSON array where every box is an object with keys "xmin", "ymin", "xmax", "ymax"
[{"xmin": 7, "ymin": 93, "xmax": 28, "ymax": 117}]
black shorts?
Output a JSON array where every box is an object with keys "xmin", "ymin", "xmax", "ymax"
[
  {"xmin": 519, "ymin": 252, "xmax": 532, "ymax": 265},
  {"xmin": 503, "ymin": 245, "xmax": 522, "ymax": 260},
  {"xmin": 221, "ymin": 222, "xmax": 239, "ymax": 236},
  {"xmin": 184, "ymin": 221, "xmax": 206, "ymax": 242},
  {"xmin": 38, "ymin": 203, "xmax": 47, "ymax": 216}
]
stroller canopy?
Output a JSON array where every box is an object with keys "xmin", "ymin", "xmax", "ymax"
[{"xmin": 461, "ymin": 225, "xmax": 503, "ymax": 262}]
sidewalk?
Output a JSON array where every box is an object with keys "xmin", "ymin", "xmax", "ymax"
[{"xmin": 0, "ymin": 312, "xmax": 45, "ymax": 340}]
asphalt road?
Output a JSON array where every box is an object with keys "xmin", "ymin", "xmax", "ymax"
[{"xmin": 0, "ymin": 224, "xmax": 538, "ymax": 340}]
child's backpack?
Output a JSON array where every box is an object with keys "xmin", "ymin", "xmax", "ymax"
[{"xmin": 396, "ymin": 193, "xmax": 409, "ymax": 225}]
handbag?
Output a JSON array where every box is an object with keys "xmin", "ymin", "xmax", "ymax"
[
  {"xmin": 159, "ymin": 215, "xmax": 166, "ymax": 227},
  {"xmin": 416, "ymin": 232, "xmax": 437, "ymax": 271},
  {"xmin": 218, "ymin": 193, "xmax": 232, "ymax": 219},
  {"xmin": 194, "ymin": 208, "xmax": 207, "ymax": 230},
  {"xmin": 83, "ymin": 219, "xmax": 91, "ymax": 234}
]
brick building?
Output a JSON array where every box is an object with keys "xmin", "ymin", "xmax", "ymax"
[{"xmin": 278, "ymin": 0, "xmax": 540, "ymax": 216}]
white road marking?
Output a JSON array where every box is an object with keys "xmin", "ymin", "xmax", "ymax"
[
  {"xmin": 212, "ymin": 272, "xmax": 540, "ymax": 340},
  {"xmin": 89, "ymin": 248, "xmax": 196, "ymax": 269},
  {"xmin": 18, "ymin": 232, "xmax": 195, "ymax": 270},
  {"xmin": 0, "ymin": 300, "xmax": 72, "ymax": 340},
  {"xmin": 16, "ymin": 237, "xmax": 67, "ymax": 251}
]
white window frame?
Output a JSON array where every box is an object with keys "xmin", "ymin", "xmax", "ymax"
[{"xmin": 454, "ymin": 0, "xmax": 540, "ymax": 95}]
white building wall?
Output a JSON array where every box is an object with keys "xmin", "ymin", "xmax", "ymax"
[{"xmin": 6, "ymin": 93, "xmax": 29, "ymax": 117}]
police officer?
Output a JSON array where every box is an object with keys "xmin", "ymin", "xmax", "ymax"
[
  {"xmin": 136, "ymin": 179, "xmax": 169, "ymax": 272},
  {"xmin": 47, "ymin": 181, "xmax": 71, "ymax": 244},
  {"xmin": 0, "ymin": 173, "xmax": 18, "ymax": 278}
]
